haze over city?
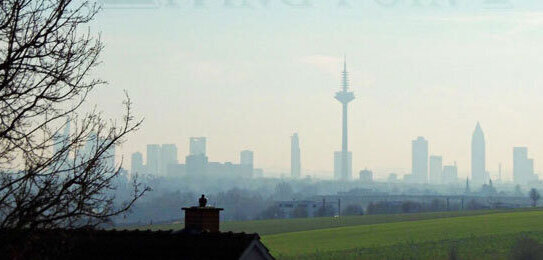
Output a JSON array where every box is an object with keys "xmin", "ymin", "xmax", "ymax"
[
  {"xmin": 6, "ymin": 1, "xmax": 543, "ymax": 258},
  {"xmin": 85, "ymin": 0, "xmax": 543, "ymax": 180}
]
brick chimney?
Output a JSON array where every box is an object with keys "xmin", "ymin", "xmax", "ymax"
[{"xmin": 182, "ymin": 194, "xmax": 223, "ymax": 233}]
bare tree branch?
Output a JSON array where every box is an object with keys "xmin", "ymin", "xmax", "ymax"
[{"xmin": 0, "ymin": 0, "xmax": 149, "ymax": 230}]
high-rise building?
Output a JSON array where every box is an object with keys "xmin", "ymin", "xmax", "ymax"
[
  {"xmin": 359, "ymin": 169, "xmax": 373, "ymax": 183},
  {"xmin": 429, "ymin": 156, "xmax": 443, "ymax": 184},
  {"xmin": 442, "ymin": 162, "xmax": 458, "ymax": 184},
  {"xmin": 240, "ymin": 150, "xmax": 254, "ymax": 166},
  {"xmin": 240, "ymin": 150, "xmax": 254, "ymax": 178},
  {"xmin": 388, "ymin": 173, "xmax": 398, "ymax": 183},
  {"xmin": 291, "ymin": 133, "xmax": 301, "ymax": 178},
  {"xmin": 190, "ymin": 137, "xmax": 206, "ymax": 156},
  {"xmin": 186, "ymin": 137, "xmax": 208, "ymax": 176},
  {"xmin": 104, "ymin": 142, "xmax": 116, "ymax": 172},
  {"xmin": 471, "ymin": 122, "xmax": 486, "ymax": 184},
  {"xmin": 412, "ymin": 137, "xmax": 428, "ymax": 183},
  {"xmin": 131, "ymin": 152, "xmax": 144, "ymax": 176},
  {"xmin": 146, "ymin": 144, "xmax": 160, "ymax": 176},
  {"xmin": 186, "ymin": 154, "xmax": 208, "ymax": 176},
  {"xmin": 334, "ymin": 56, "xmax": 355, "ymax": 181},
  {"xmin": 161, "ymin": 144, "xmax": 178, "ymax": 176},
  {"xmin": 334, "ymin": 151, "xmax": 352, "ymax": 180},
  {"xmin": 513, "ymin": 147, "xmax": 537, "ymax": 184}
]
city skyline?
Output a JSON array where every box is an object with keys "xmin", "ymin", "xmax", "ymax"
[{"xmin": 86, "ymin": 6, "xmax": 543, "ymax": 180}]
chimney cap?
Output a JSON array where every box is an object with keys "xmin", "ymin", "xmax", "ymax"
[{"xmin": 182, "ymin": 194, "xmax": 223, "ymax": 211}]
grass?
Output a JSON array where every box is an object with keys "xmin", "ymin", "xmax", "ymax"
[
  {"xmin": 280, "ymin": 232, "xmax": 543, "ymax": 260},
  {"xmin": 127, "ymin": 209, "xmax": 527, "ymax": 235},
  {"xmin": 261, "ymin": 209, "xmax": 543, "ymax": 259}
]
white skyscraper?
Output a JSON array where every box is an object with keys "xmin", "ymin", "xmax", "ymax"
[
  {"xmin": 240, "ymin": 150, "xmax": 254, "ymax": 166},
  {"xmin": 513, "ymin": 147, "xmax": 537, "ymax": 184},
  {"xmin": 146, "ymin": 144, "xmax": 160, "ymax": 176},
  {"xmin": 291, "ymin": 133, "xmax": 301, "ymax": 178},
  {"xmin": 161, "ymin": 144, "xmax": 178, "ymax": 176},
  {"xmin": 131, "ymin": 152, "xmax": 144, "ymax": 176},
  {"xmin": 429, "ymin": 156, "xmax": 443, "ymax": 184},
  {"xmin": 412, "ymin": 137, "xmax": 428, "ymax": 184},
  {"xmin": 442, "ymin": 162, "xmax": 458, "ymax": 184},
  {"xmin": 471, "ymin": 122, "xmax": 486, "ymax": 185},
  {"xmin": 190, "ymin": 137, "xmax": 206, "ymax": 156}
]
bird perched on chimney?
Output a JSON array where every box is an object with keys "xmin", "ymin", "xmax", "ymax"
[{"xmin": 199, "ymin": 194, "xmax": 207, "ymax": 207}]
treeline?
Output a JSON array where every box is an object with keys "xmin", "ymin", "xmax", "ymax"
[{"xmin": 365, "ymin": 199, "xmax": 491, "ymax": 215}]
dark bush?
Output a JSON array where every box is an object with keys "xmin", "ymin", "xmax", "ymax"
[
  {"xmin": 401, "ymin": 201, "xmax": 422, "ymax": 213},
  {"xmin": 448, "ymin": 245, "xmax": 459, "ymax": 260},
  {"xmin": 342, "ymin": 204, "xmax": 364, "ymax": 216},
  {"xmin": 510, "ymin": 235, "xmax": 543, "ymax": 260}
]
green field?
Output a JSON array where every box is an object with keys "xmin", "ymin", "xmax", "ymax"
[
  {"xmin": 126, "ymin": 208, "xmax": 543, "ymax": 259},
  {"xmin": 131, "ymin": 209, "xmax": 526, "ymax": 235},
  {"xmin": 261, "ymin": 209, "xmax": 543, "ymax": 259}
]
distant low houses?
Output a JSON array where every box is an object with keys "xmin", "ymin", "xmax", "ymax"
[{"xmin": 278, "ymin": 200, "xmax": 320, "ymax": 218}]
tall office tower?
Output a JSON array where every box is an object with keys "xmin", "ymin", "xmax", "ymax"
[
  {"xmin": 334, "ymin": 56, "xmax": 355, "ymax": 181},
  {"xmin": 104, "ymin": 141, "xmax": 116, "ymax": 171},
  {"xmin": 442, "ymin": 162, "xmax": 458, "ymax": 184},
  {"xmin": 81, "ymin": 132, "xmax": 97, "ymax": 163},
  {"xmin": 161, "ymin": 144, "xmax": 178, "ymax": 176},
  {"xmin": 334, "ymin": 151, "xmax": 352, "ymax": 180},
  {"xmin": 186, "ymin": 137, "xmax": 208, "ymax": 176},
  {"xmin": 81, "ymin": 133, "xmax": 115, "ymax": 173},
  {"xmin": 240, "ymin": 150, "xmax": 254, "ymax": 178},
  {"xmin": 471, "ymin": 122, "xmax": 486, "ymax": 185},
  {"xmin": 291, "ymin": 133, "xmax": 301, "ymax": 178},
  {"xmin": 513, "ymin": 147, "xmax": 537, "ymax": 184},
  {"xmin": 190, "ymin": 137, "xmax": 206, "ymax": 156},
  {"xmin": 146, "ymin": 144, "xmax": 161, "ymax": 176},
  {"xmin": 186, "ymin": 153, "xmax": 208, "ymax": 176},
  {"xmin": 131, "ymin": 152, "xmax": 144, "ymax": 176},
  {"xmin": 240, "ymin": 150, "xmax": 254, "ymax": 166},
  {"xmin": 359, "ymin": 169, "xmax": 373, "ymax": 183},
  {"xmin": 412, "ymin": 137, "xmax": 429, "ymax": 184},
  {"xmin": 429, "ymin": 156, "xmax": 443, "ymax": 184}
]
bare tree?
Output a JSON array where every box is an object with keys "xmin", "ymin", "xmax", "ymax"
[
  {"xmin": 529, "ymin": 188, "xmax": 540, "ymax": 208},
  {"xmin": 0, "ymin": 0, "xmax": 149, "ymax": 229}
]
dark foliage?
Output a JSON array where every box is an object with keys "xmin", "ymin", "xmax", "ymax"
[
  {"xmin": 0, "ymin": 0, "xmax": 148, "ymax": 229},
  {"xmin": 509, "ymin": 235, "xmax": 543, "ymax": 260},
  {"xmin": 292, "ymin": 204, "xmax": 309, "ymax": 218},
  {"xmin": 342, "ymin": 204, "xmax": 364, "ymax": 216},
  {"xmin": 529, "ymin": 188, "xmax": 540, "ymax": 208}
]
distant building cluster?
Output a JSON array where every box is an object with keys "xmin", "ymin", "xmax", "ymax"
[
  {"xmin": 131, "ymin": 137, "xmax": 262, "ymax": 179},
  {"xmin": 54, "ymin": 121, "xmax": 116, "ymax": 172},
  {"xmin": 401, "ymin": 122, "xmax": 538, "ymax": 185},
  {"xmin": 513, "ymin": 147, "xmax": 537, "ymax": 184}
]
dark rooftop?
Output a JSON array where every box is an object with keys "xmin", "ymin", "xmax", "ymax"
[{"xmin": 0, "ymin": 228, "xmax": 271, "ymax": 260}]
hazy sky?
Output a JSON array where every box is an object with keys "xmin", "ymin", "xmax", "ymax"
[{"xmin": 87, "ymin": 0, "xmax": 543, "ymax": 180}]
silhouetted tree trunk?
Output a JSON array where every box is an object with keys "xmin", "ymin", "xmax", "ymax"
[{"xmin": 0, "ymin": 0, "xmax": 149, "ymax": 229}]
